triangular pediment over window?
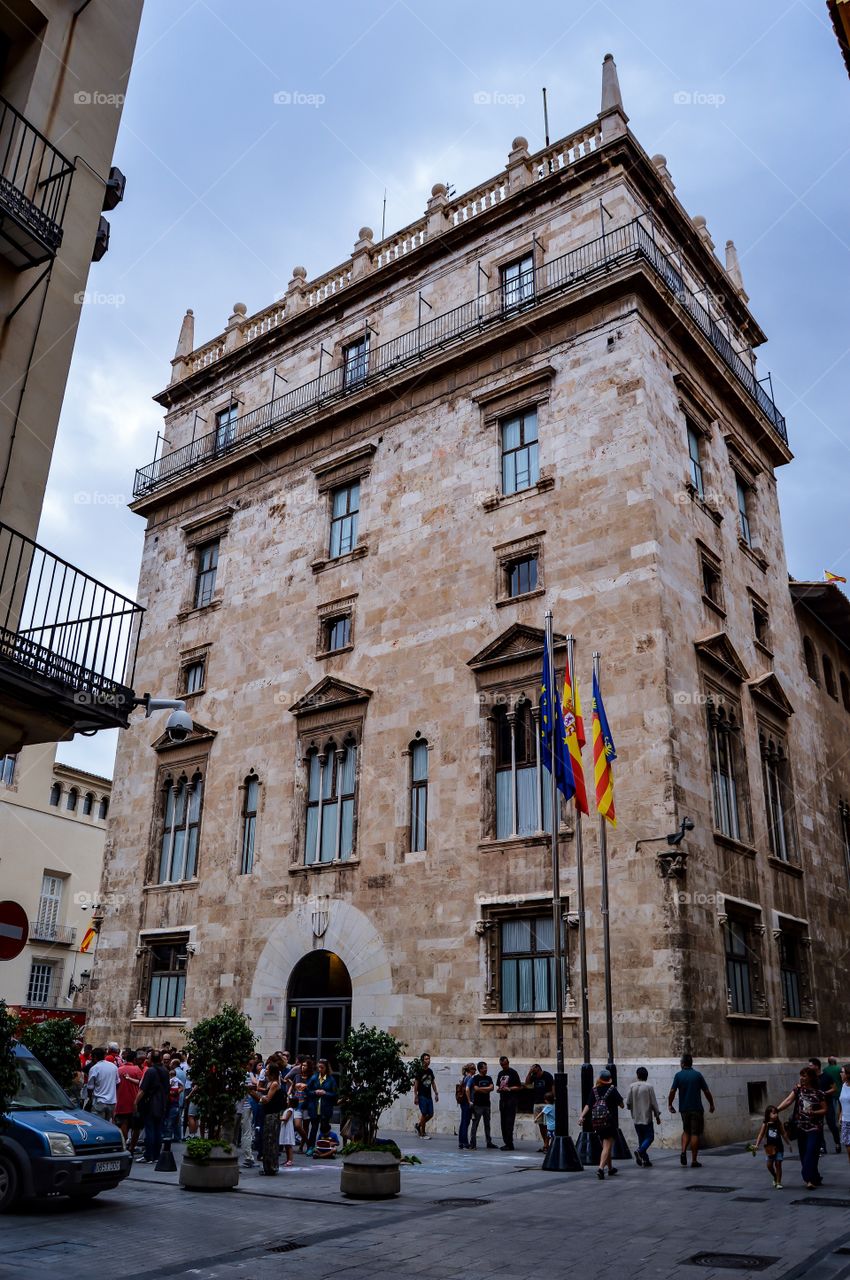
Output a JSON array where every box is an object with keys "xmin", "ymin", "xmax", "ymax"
[
  {"xmin": 467, "ymin": 623, "xmax": 565, "ymax": 673},
  {"xmin": 152, "ymin": 721, "xmax": 217, "ymax": 754},
  {"xmin": 748, "ymin": 672, "xmax": 794, "ymax": 719},
  {"xmin": 694, "ymin": 632, "xmax": 749, "ymax": 683},
  {"xmin": 289, "ymin": 677, "xmax": 373, "ymax": 719}
]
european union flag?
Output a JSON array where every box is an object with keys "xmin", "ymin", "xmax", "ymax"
[{"xmin": 540, "ymin": 634, "xmax": 575, "ymax": 803}]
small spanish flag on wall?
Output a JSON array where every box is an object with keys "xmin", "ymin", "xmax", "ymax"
[
  {"xmin": 825, "ymin": 570, "xmax": 847, "ymax": 584},
  {"xmin": 79, "ymin": 925, "xmax": 97, "ymax": 954}
]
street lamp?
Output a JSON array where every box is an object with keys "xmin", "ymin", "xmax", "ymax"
[{"xmin": 635, "ymin": 818, "xmax": 695, "ymax": 879}]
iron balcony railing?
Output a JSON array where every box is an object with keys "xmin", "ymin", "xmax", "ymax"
[
  {"xmin": 0, "ymin": 521, "xmax": 143, "ymax": 713},
  {"xmin": 0, "ymin": 94, "xmax": 74, "ymax": 263},
  {"xmin": 134, "ymin": 218, "xmax": 788, "ymax": 499},
  {"xmin": 29, "ymin": 921, "xmax": 77, "ymax": 946}
]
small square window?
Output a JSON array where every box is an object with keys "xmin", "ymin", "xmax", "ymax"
[
  {"xmin": 323, "ymin": 615, "xmax": 351, "ymax": 652},
  {"xmin": 752, "ymin": 602, "xmax": 770, "ymax": 649},
  {"xmin": 701, "ymin": 553, "xmax": 723, "ymax": 610},
  {"xmin": 184, "ymin": 659, "xmax": 206, "ymax": 695},
  {"xmin": 194, "ymin": 540, "xmax": 219, "ymax": 609},
  {"xmin": 507, "ymin": 555, "xmax": 539, "ymax": 598}
]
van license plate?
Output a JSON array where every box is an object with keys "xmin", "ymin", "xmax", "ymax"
[{"xmin": 93, "ymin": 1159, "xmax": 121, "ymax": 1174}]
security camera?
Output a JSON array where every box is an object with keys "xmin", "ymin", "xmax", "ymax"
[
  {"xmin": 136, "ymin": 695, "xmax": 194, "ymax": 742},
  {"xmin": 666, "ymin": 817, "xmax": 695, "ymax": 848},
  {"xmin": 165, "ymin": 708, "xmax": 193, "ymax": 742}
]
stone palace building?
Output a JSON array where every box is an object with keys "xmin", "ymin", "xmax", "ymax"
[{"xmin": 89, "ymin": 57, "xmax": 850, "ymax": 1139}]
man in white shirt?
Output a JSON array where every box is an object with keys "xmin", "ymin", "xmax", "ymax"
[
  {"xmin": 86, "ymin": 1046, "xmax": 119, "ymax": 1121},
  {"xmin": 627, "ymin": 1066, "xmax": 661, "ymax": 1167}
]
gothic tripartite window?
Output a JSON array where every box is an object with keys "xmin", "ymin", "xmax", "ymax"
[
  {"xmin": 156, "ymin": 770, "xmax": 204, "ymax": 883},
  {"xmin": 304, "ymin": 737, "xmax": 358, "ymax": 865},
  {"xmin": 707, "ymin": 698, "xmax": 750, "ymax": 842},
  {"xmin": 494, "ymin": 697, "xmax": 553, "ymax": 839},
  {"xmin": 759, "ymin": 729, "xmax": 797, "ymax": 864}
]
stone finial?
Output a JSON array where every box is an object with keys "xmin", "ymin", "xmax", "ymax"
[
  {"xmin": 286, "ymin": 266, "xmax": 307, "ymax": 314},
  {"xmin": 600, "ymin": 53, "xmax": 629, "ymax": 123},
  {"xmin": 651, "ymin": 153, "xmax": 675, "ymax": 193},
  {"xmin": 351, "ymin": 227, "xmax": 375, "ymax": 280},
  {"xmin": 224, "ymin": 302, "xmax": 248, "ymax": 354},
  {"xmin": 506, "ymin": 135, "xmax": 532, "ymax": 192},
  {"xmin": 357, "ymin": 227, "xmax": 374, "ymax": 243},
  {"xmin": 227, "ymin": 302, "xmax": 248, "ymax": 329},
  {"xmin": 174, "ymin": 307, "xmax": 194, "ymax": 359},
  {"xmin": 725, "ymin": 239, "xmax": 749, "ymax": 302},
  {"xmin": 692, "ymin": 215, "xmax": 715, "ymax": 254},
  {"xmin": 426, "ymin": 182, "xmax": 449, "ymax": 235},
  {"xmin": 430, "ymin": 183, "xmax": 447, "ymax": 198},
  {"xmin": 291, "ymin": 265, "xmax": 307, "ymax": 282}
]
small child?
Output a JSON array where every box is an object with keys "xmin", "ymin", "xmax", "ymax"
[
  {"xmin": 754, "ymin": 1104, "xmax": 788, "ymax": 1188},
  {"xmin": 279, "ymin": 1105, "xmax": 296, "ymax": 1167},
  {"xmin": 540, "ymin": 1089, "xmax": 556, "ymax": 1152}
]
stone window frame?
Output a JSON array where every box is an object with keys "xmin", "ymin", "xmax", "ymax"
[
  {"xmin": 697, "ymin": 539, "xmax": 725, "ymax": 618},
  {"xmin": 476, "ymin": 895, "xmax": 573, "ymax": 1019},
  {"xmin": 135, "ymin": 928, "xmax": 192, "ymax": 1022},
  {"xmin": 178, "ymin": 507, "xmax": 234, "ymax": 619},
  {"xmin": 673, "ymin": 375, "xmax": 723, "ymax": 524},
  {"xmin": 716, "ymin": 894, "xmax": 768, "ymax": 1020},
  {"xmin": 310, "ymin": 444, "xmax": 376, "ymax": 574},
  {"xmin": 146, "ymin": 743, "xmax": 212, "ymax": 888},
  {"xmin": 404, "ymin": 732, "xmax": 430, "ymax": 854},
  {"xmin": 239, "ymin": 772, "xmax": 262, "ymax": 875},
  {"xmin": 473, "ymin": 367, "xmax": 556, "ymax": 513},
  {"xmin": 316, "ymin": 594, "xmax": 357, "ymax": 659},
  {"xmin": 702, "ymin": 676, "xmax": 752, "ymax": 847},
  {"xmin": 802, "ymin": 635, "xmax": 819, "ymax": 685},
  {"xmin": 757, "ymin": 718, "xmax": 799, "ymax": 870},
  {"xmin": 494, "ymin": 530, "xmax": 545, "ymax": 607},
  {"xmin": 749, "ymin": 590, "xmax": 772, "ymax": 658},
  {"xmin": 772, "ymin": 910, "xmax": 815, "ymax": 1023},
  {"xmin": 178, "ymin": 643, "xmax": 211, "ymax": 699},
  {"xmin": 302, "ymin": 733, "xmax": 360, "ymax": 867},
  {"xmin": 839, "ymin": 799, "xmax": 850, "ymax": 892},
  {"xmin": 329, "ymin": 319, "xmax": 378, "ymax": 385}
]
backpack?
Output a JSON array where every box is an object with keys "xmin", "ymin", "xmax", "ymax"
[
  {"xmin": 591, "ymin": 1087, "xmax": 611, "ymax": 1132},
  {"xmin": 456, "ymin": 1081, "xmax": 468, "ymax": 1105}
]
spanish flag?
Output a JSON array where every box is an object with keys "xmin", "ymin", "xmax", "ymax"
[
  {"xmin": 825, "ymin": 570, "xmax": 847, "ymax": 584},
  {"xmin": 592, "ymin": 670, "xmax": 617, "ymax": 826},
  {"xmin": 562, "ymin": 665, "xmax": 589, "ymax": 815},
  {"xmin": 79, "ymin": 925, "xmax": 97, "ymax": 954}
]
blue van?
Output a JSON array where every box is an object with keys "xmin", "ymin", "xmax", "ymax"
[{"xmin": 0, "ymin": 1043, "xmax": 132, "ymax": 1210}]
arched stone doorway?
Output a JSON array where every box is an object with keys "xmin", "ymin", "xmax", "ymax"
[{"xmin": 286, "ymin": 950, "xmax": 352, "ymax": 1068}]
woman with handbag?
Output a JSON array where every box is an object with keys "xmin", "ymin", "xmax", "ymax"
[{"xmin": 778, "ymin": 1065, "xmax": 827, "ymax": 1188}]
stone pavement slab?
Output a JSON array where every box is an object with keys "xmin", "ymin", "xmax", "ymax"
[{"xmin": 1, "ymin": 1132, "xmax": 850, "ymax": 1279}]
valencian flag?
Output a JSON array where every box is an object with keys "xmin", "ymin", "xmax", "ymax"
[
  {"xmin": 540, "ymin": 635, "xmax": 575, "ymax": 803},
  {"xmin": 79, "ymin": 925, "xmax": 97, "ymax": 954},
  {"xmin": 825, "ymin": 570, "xmax": 847, "ymax": 584},
  {"xmin": 592, "ymin": 670, "xmax": 617, "ymax": 826},
  {"xmin": 562, "ymin": 665, "xmax": 589, "ymax": 815}
]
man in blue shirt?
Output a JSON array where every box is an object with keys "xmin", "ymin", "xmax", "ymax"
[{"xmin": 668, "ymin": 1053, "xmax": 715, "ymax": 1168}]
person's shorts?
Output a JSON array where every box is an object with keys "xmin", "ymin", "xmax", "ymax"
[
  {"xmin": 418, "ymin": 1096, "xmax": 434, "ymax": 1119},
  {"xmin": 841, "ymin": 1121, "xmax": 850, "ymax": 1148},
  {"xmin": 92, "ymin": 1102, "xmax": 114, "ymax": 1120},
  {"xmin": 681, "ymin": 1110, "xmax": 705, "ymax": 1137},
  {"xmin": 188, "ymin": 1102, "xmax": 199, "ymax": 1118},
  {"xmin": 532, "ymin": 1104, "xmax": 547, "ymax": 1129},
  {"xmin": 113, "ymin": 1112, "xmax": 134, "ymax": 1126},
  {"xmin": 764, "ymin": 1147, "xmax": 783, "ymax": 1162}
]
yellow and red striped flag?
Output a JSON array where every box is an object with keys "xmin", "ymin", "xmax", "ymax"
[
  {"xmin": 562, "ymin": 665, "xmax": 589, "ymax": 815},
  {"xmin": 592, "ymin": 670, "xmax": 617, "ymax": 826},
  {"xmin": 825, "ymin": 570, "xmax": 847, "ymax": 584},
  {"xmin": 79, "ymin": 925, "xmax": 97, "ymax": 954}
]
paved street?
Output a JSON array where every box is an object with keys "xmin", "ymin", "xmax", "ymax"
[{"xmin": 2, "ymin": 1132, "xmax": 850, "ymax": 1280}]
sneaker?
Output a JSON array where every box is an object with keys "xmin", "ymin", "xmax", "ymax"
[
  {"xmin": 305, "ymin": 1148, "xmax": 314, "ymax": 1157},
  {"xmin": 634, "ymin": 1151, "xmax": 645, "ymax": 1168},
  {"xmin": 597, "ymin": 1168, "xmax": 605, "ymax": 1179},
  {"xmin": 680, "ymin": 1152, "xmax": 687, "ymax": 1166},
  {"xmin": 242, "ymin": 1160, "xmax": 256, "ymax": 1168},
  {"xmin": 608, "ymin": 1166, "xmax": 619, "ymax": 1176},
  {"xmin": 499, "ymin": 1145, "xmax": 514, "ymax": 1151},
  {"xmin": 691, "ymin": 1161, "xmax": 703, "ymax": 1168},
  {"xmin": 775, "ymin": 1183, "xmax": 783, "ymax": 1189},
  {"xmin": 469, "ymin": 1142, "xmax": 477, "ymax": 1150},
  {"xmin": 486, "ymin": 1142, "xmax": 498, "ymax": 1149},
  {"xmin": 643, "ymin": 1158, "xmax": 653, "ymax": 1167},
  {"xmin": 422, "ymin": 1134, "xmax": 432, "ymax": 1140}
]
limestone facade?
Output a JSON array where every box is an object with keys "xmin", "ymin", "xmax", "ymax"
[{"xmin": 88, "ymin": 58, "xmax": 849, "ymax": 1140}]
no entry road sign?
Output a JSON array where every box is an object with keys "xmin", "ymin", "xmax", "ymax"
[{"xmin": 0, "ymin": 901, "xmax": 29, "ymax": 961}]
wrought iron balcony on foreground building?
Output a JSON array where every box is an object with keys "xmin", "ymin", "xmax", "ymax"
[
  {"xmin": 134, "ymin": 218, "xmax": 788, "ymax": 500},
  {"xmin": 29, "ymin": 921, "xmax": 77, "ymax": 946},
  {"xmin": 0, "ymin": 94, "xmax": 73, "ymax": 269},
  {"xmin": 0, "ymin": 521, "xmax": 144, "ymax": 753}
]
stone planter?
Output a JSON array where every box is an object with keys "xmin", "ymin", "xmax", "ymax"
[
  {"xmin": 340, "ymin": 1150, "xmax": 401, "ymax": 1199},
  {"xmin": 179, "ymin": 1147, "xmax": 240, "ymax": 1191}
]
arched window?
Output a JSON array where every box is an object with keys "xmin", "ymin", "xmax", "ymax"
[
  {"xmin": 98, "ymin": 796, "xmax": 109, "ymax": 821},
  {"xmin": 803, "ymin": 637, "xmax": 818, "ymax": 683},
  {"xmin": 409, "ymin": 737, "xmax": 428, "ymax": 852},
  {"xmin": 82, "ymin": 792, "xmax": 94, "ymax": 816},
  {"xmin": 157, "ymin": 771, "xmax": 203, "ymax": 883},
  {"xmin": 49, "ymin": 782, "xmax": 62, "ymax": 806},
  {"xmin": 66, "ymin": 787, "xmax": 78, "ymax": 813},
  {"xmin": 823, "ymin": 654, "xmax": 838, "ymax": 699},
  {"xmin": 305, "ymin": 738, "xmax": 357, "ymax": 865},
  {"xmin": 494, "ymin": 697, "xmax": 552, "ymax": 839},
  {"xmin": 240, "ymin": 774, "xmax": 259, "ymax": 874},
  {"xmin": 841, "ymin": 672, "xmax": 850, "ymax": 714}
]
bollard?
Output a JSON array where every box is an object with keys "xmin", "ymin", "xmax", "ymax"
[{"xmin": 155, "ymin": 1138, "xmax": 177, "ymax": 1172}]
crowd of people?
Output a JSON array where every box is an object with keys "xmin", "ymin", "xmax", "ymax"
[{"xmin": 75, "ymin": 1039, "xmax": 850, "ymax": 1188}]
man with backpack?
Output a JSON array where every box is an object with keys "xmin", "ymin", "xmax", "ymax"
[{"xmin": 580, "ymin": 1068, "xmax": 624, "ymax": 1179}]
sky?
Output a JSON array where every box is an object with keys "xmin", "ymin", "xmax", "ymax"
[{"xmin": 47, "ymin": 0, "xmax": 850, "ymax": 778}]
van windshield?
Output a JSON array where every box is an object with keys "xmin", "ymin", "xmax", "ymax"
[{"xmin": 10, "ymin": 1055, "xmax": 73, "ymax": 1110}]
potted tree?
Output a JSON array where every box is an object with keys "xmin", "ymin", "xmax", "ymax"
[
  {"xmin": 179, "ymin": 1004, "xmax": 255, "ymax": 1191},
  {"xmin": 337, "ymin": 1024, "xmax": 416, "ymax": 1199}
]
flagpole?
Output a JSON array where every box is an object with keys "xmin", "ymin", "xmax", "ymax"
[
  {"xmin": 593, "ymin": 652, "xmax": 631, "ymax": 1161},
  {"xmin": 568, "ymin": 633, "xmax": 596, "ymax": 1166},
  {"xmin": 542, "ymin": 612, "xmax": 582, "ymax": 1173}
]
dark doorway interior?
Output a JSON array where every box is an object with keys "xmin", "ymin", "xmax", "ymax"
[{"xmin": 286, "ymin": 950, "xmax": 352, "ymax": 1070}]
